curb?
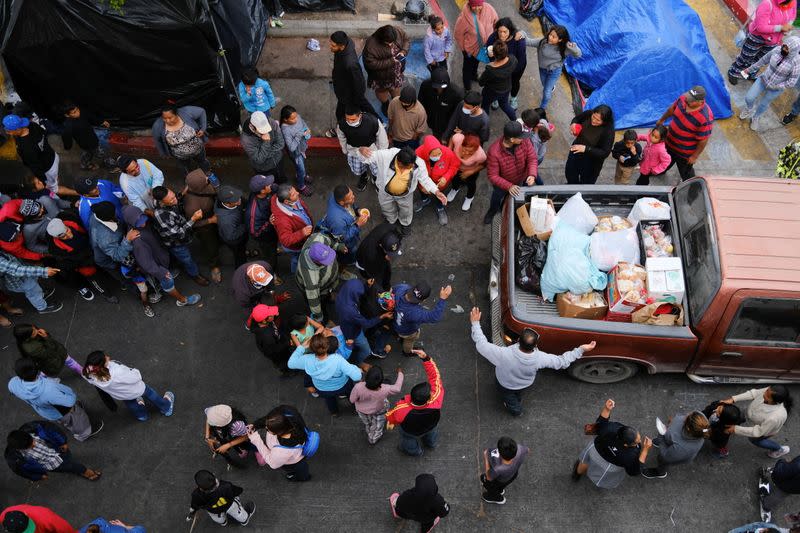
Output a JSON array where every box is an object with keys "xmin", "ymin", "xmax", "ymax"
[
  {"xmin": 271, "ymin": 19, "xmax": 427, "ymax": 39},
  {"xmin": 108, "ymin": 132, "xmax": 343, "ymax": 158},
  {"xmin": 721, "ymin": 0, "xmax": 750, "ymax": 22}
]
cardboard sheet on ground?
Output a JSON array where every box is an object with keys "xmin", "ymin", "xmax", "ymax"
[{"xmin": 544, "ymin": 0, "xmax": 733, "ymax": 128}]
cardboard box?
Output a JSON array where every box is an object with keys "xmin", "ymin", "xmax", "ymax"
[
  {"xmin": 645, "ymin": 257, "xmax": 685, "ymax": 303},
  {"xmin": 556, "ymin": 293, "xmax": 608, "ymax": 320},
  {"xmin": 517, "ymin": 204, "xmax": 552, "ymax": 241},
  {"xmin": 606, "ymin": 262, "xmax": 648, "ymax": 315}
]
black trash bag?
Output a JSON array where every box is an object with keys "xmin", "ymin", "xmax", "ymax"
[{"xmin": 516, "ymin": 235, "xmax": 547, "ymax": 293}]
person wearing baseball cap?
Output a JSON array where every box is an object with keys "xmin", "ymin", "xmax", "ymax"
[
  {"xmin": 454, "ymin": 0, "xmax": 498, "ymax": 90},
  {"xmin": 203, "ymin": 404, "xmax": 255, "ymax": 468},
  {"xmin": 117, "ymin": 155, "xmax": 165, "ymax": 216},
  {"xmin": 249, "ymin": 304, "xmax": 293, "ymax": 375},
  {"xmin": 419, "ymin": 67, "xmax": 464, "ymax": 141},
  {"xmin": 356, "ymin": 222, "xmax": 403, "ymax": 290},
  {"xmin": 73, "ymin": 175, "xmax": 124, "ymax": 233},
  {"xmin": 3, "ymin": 114, "xmax": 77, "ymax": 198},
  {"xmin": 215, "ymin": 185, "xmax": 247, "ymax": 267},
  {"xmin": 296, "ymin": 233, "xmax": 345, "ymax": 321},
  {"xmin": 152, "ymin": 102, "xmax": 211, "ymax": 176},
  {"xmin": 245, "ymin": 174, "xmax": 278, "ymax": 271},
  {"xmin": 241, "ymin": 110, "xmax": 284, "ymax": 181},
  {"xmin": 388, "ymin": 85, "xmax": 428, "ymax": 150},
  {"xmin": 392, "ymin": 280, "xmax": 452, "ymax": 356},
  {"xmin": 0, "ymin": 505, "xmax": 75, "ymax": 532},
  {"xmin": 231, "ymin": 260, "xmax": 290, "ymax": 312},
  {"xmin": 655, "ymin": 85, "xmax": 714, "ymax": 181},
  {"xmin": 484, "ymin": 120, "xmax": 539, "ymax": 225}
]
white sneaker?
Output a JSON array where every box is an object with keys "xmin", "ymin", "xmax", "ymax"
[
  {"xmin": 768, "ymin": 445, "xmax": 790, "ymax": 459},
  {"xmin": 739, "ymin": 106, "xmax": 755, "ymax": 120},
  {"xmin": 446, "ymin": 188, "xmax": 459, "ymax": 202},
  {"xmin": 510, "ymin": 96, "xmax": 519, "ymax": 110},
  {"xmin": 462, "ymin": 196, "xmax": 474, "ymax": 211},
  {"xmin": 751, "ymin": 115, "xmax": 768, "ymax": 132}
]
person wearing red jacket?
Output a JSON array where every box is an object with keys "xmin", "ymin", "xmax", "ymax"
[
  {"xmin": 0, "ymin": 221, "xmax": 44, "ymax": 262},
  {"xmin": 1, "ymin": 504, "xmax": 76, "ymax": 533},
  {"xmin": 0, "ymin": 199, "xmax": 25, "ymax": 223},
  {"xmin": 387, "ymin": 350, "xmax": 444, "ymax": 456},
  {"xmin": 270, "ymin": 184, "xmax": 314, "ymax": 273},
  {"xmin": 483, "ymin": 121, "xmax": 539, "ymax": 225},
  {"xmin": 414, "ymin": 135, "xmax": 460, "ymax": 226}
]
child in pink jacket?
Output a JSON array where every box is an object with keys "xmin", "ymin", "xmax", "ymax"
[
  {"xmin": 635, "ymin": 125, "xmax": 671, "ymax": 186},
  {"xmin": 350, "ymin": 366, "xmax": 404, "ymax": 444}
]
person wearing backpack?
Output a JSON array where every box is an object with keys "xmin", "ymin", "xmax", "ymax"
[{"xmin": 247, "ymin": 404, "xmax": 316, "ymax": 482}]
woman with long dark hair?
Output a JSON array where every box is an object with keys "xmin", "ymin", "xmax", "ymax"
[
  {"xmin": 565, "ymin": 104, "xmax": 615, "ymax": 185},
  {"xmin": 362, "ymin": 25, "xmax": 410, "ymax": 116},
  {"xmin": 720, "ymin": 385, "xmax": 795, "ymax": 458},
  {"xmin": 525, "ymin": 24, "xmax": 582, "ymax": 109},
  {"xmin": 478, "ymin": 40, "xmax": 517, "ymax": 121},
  {"xmin": 247, "ymin": 404, "xmax": 312, "ymax": 481},
  {"xmin": 486, "ymin": 18, "xmax": 527, "ymax": 110}
]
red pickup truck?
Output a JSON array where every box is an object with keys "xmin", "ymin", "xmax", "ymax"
[{"xmin": 489, "ymin": 177, "xmax": 800, "ymax": 384}]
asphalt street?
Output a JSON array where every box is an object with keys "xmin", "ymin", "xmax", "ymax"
[{"xmin": 0, "ymin": 153, "xmax": 797, "ymax": 533}]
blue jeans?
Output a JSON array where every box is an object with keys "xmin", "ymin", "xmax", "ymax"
[
  {"xmin": 169, "ymin": 244, "xmax": 199, "ymax": 277},
  {"xmin": 281, "ymin": 246, "xmax": 300, "ymax": 273},
  {"xmin": 289, "ymin": 151, "xmax": 307, "ymax": 190},
  {"xmin": 791, "ymin": 78, "xmax": 800, "ymax": 115},
  {"xmin": 316, "ymin": 380, "xmax": 354, "ymax": 414},
  {"xmin": 398, "ymin": 426, "xmax": 439, "ymax": 456},
  {"xmin": 485, "ymin": 186, "xmax": 509, "ymax": 219},
  {"xmin": 496, "ymin": 380, "xmax": 523, "ymax": 416},
  {"xmin": 539, "ymin": 67, "xmax": 562, "ymax": 109},
  {"xmin": 348, "ymin": 331, "xmax": 371, "ymax": 365},
  {"xmin": 367, "ymin": 326, "xmax": 392, "ymax": 355},
  {"xmin": 123, "ymin": 385, "xmax": 171, "ymax": 421},
  {"xmin": 11, "ymin": 277, "xmax": 47, "ymax": 311},
  {"xmin": 749, "ymin": 436, "xmax": 782, "ymax": 452},
  {"xmin": 745, "ymin": 76, "xmax": 783, "ymax": 118},
  {"xmin": 392, "ymin": 139, "xmax": 420, "ymax": 150},
  {"xmin": 481, "ymin": 88, "xmax": 516, "ymax": 121}
]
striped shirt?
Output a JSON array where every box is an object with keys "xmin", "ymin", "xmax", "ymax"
[
  {"xmin": 665, "ymin": 95, "xmax": 714, "ymax": 158},
  {"xmin": 295, "ymin": 233, "xmax": 344, "ymax": 317}
]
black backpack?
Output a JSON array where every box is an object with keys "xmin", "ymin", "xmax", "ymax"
[{"xmin": 519, "ymin": 0, "xmax": 543, "ymax": 20}]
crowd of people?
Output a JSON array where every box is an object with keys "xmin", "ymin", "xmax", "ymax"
[{"xmin": 1, "ymin": 0, "xmax": 800, "ymax": 530}]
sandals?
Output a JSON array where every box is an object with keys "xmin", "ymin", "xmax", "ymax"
[{"xmin": 82, "ymin": 469, "xmax": 102, "ymax": 481}]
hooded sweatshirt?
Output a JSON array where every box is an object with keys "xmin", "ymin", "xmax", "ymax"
[
  {"xmin": 471, "ymin": 322, "xmax": 584, "ymax": 389},
  {"xmin": 241, "ymin": 116, "xmax": 285, "ymax": 173},
  {"xmin": 335, "ymin": 279, "xmax": 383, "ymax": 341},
  {"xmin": 749, "ymin": 0, "xmax": 797, "ymax": 46},
  {"xmin": 0, "ymin": 505, "xmax": 76, "ymax": 533},
  {"xmin": 183, "ymin": 169, "xmax": 217, "ymax": 229},
  {"xmin": 83, "ymin": 361, "xmax": 146, "ymax": 401},
  {"xmin": 121, "ymin": 205, "xmax": 170, "ymax": 280},
  {"xmin": 415, "ymin": 135, "xmax": 460, "ymax": 192},
  {"xmin": 287, "ymin": 345, "xmax": 362, "ymax": 391},
  {"xmin": 637, "ymin": 133, "xmax": 671, "ymax": 176},
  {"xmin": 365, "ymin": 148, "xmax": 439, "ymax": 199},
  {"xmin": 7, "ymin": 376, "xmax": 76, "ymax": 420},
  {"xmin": 747, "ymin": 35, "xmax": 800, "ymax": 89},
  {"xmin": 19, "ymin": 336, "xmax": 68, "ymax": 377},
  {"xmin": 732, "ymin": 387, "xmax": 789, "ymax": 438},
  {"xmin": 395, "ymin": 474, "xmax": 450, "ymax": 525},
  {"xmin": 657, "ymin": 412, "xmax": 708, "ymax": 465}
]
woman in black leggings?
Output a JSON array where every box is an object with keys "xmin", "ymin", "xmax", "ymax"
[{"xmin": 565, "ymin": 104, "xmax": 614, "ymax": 185}]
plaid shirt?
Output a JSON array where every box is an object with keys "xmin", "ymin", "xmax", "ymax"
[
  {"xmin": 0, "ymin": 251, "xmax": 49, "ymax": 292},
  {"xmin": 22, "ymin": 436, "xmax": 63, "ymax": 471},
  {"xmin": 749, "ymin": 41, "xmax": 800, "ymax": 90},
  {"xmin": 152, "ymin": 205, "xmax": 194, "ymax": 247}
]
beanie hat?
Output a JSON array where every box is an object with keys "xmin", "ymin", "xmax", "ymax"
[{"xmin": 205, "ymin": 404, "xmax": 233, "ymax": 427}]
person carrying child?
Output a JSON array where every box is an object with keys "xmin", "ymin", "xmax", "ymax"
[
  {"xmin": 279, "ymin": 105, "xmax": 314, "ymax": 197},
  {"xmin": 635, "ymin": 125, "xmax": 671, "ymax": 186},
  {"xmin": 424, "ymin": 15, "xmax": 452, "ymax": 72},
  {"xmin": 611, "ymin": 129, "xmax": 642, "ymax": 185}
]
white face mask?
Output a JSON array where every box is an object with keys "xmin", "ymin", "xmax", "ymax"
[
  {"xmin": 429, "ymin": 155, "xmax": 441, "ymax": 162},
  {"xmin": 346, "ymin": 118, "xmax": 362, "ymax": 127},
  {"xmin": 462, "ymin": 107, "xmax": 472, "ymax": 115}
]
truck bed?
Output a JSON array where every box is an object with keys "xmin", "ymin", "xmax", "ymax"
[{"xmin": 499, "ymin": 185, "xmax": 695, "ymax": 339}]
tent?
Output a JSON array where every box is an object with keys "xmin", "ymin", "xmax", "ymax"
[
  {"xmin": 0, "ymin": 0, "xmax": 268, "ymax": 129},
  {"xmin": 544, "ymin": 0, "xmax": 733, "ymax": 129},
  {"xmin": 284, "ymin": 0, "xmax": 355, "ymax": 12}
]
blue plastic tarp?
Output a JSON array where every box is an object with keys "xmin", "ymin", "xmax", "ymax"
[{"xmin": 544, "ymin": 0, "xmax": 732, "ymax": 129}]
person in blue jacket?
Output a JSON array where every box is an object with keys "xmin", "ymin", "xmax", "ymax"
[
  {"xmin": 74, "ymin": 177, "xmax": 124, "ymax": 233},
  {"xmin": 335, "ymin": 279, "xmax": 394, "ymax": 364},
  {"xmin": 319, "ymin": 184, "xmax": 369, "ymax": 265},
  {"xmin": 80, "ymin": 517, "xmax": 146, "ymax": 533},
  {"xmin": 393, "ymin": 281, "xmax": 452, "ymax": 356},
  {"xmin": 238, "ymin": 67, "xmax": 276, "ymax": 115}
]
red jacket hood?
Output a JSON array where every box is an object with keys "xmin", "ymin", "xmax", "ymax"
[{"xmin": 415, "ymin": 135, "xmax": 460, "ymax": 189}]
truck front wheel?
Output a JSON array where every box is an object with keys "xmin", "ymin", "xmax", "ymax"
[{"xmin": 568, "ymin": 359, "xmax": 639, "ymax": 384}]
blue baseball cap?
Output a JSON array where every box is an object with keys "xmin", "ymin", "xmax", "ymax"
[{"xmin": 2, "ymin": 114, "xmax": 30, "ymax": 131}]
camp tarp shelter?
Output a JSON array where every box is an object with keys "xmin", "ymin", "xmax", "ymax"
[
  {"xmin": 0, "ymin": 0, "xmax": 268, "ymax": 129},
  {"xmin": 284, "ymin": 0, "xmax": 355, "ymax": 12},
  {"xmin": 544, "ymin": 0, "xmax": 733, "ymax": 129}
]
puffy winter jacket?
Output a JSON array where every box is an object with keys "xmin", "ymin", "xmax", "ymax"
[
  {"xmin": 486, "ymin": 137, "xmax": 537, "ymax": 191},
  {"xmin": 415, "ymin": 135, "xmax": 460, "ymax": 192}
]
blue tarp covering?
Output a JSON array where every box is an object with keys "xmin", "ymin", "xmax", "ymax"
[{"xmin": 544, "ymin": 0, "xmax": 733, "ymax": 129}]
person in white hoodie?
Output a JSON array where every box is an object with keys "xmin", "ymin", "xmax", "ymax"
[
  {"xmin": 82, "ymin": 351, "xmax": 175, "ymax": 422},
  {"xmin": 720, "ymin": 385, "xmax": 794, "ymax": 459},
  {"xmin": 469, "ymin": 306, "xmax": 595, "ymax": 416}
]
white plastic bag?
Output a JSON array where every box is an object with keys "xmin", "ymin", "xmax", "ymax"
[
  {"xmin": 628, "ymin": 197, "xmax": 671, "ymax": 223},
  {"xmin": 556, "ymin": 193, "xmax": 597, "ymax": 234},
  {"xmin": 590, "ymin": 226, "xmax": 641, "ymax": 271}
]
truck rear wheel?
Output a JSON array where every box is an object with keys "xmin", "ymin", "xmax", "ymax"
[{"xmin": 568, "ymin": 359, "xmax": 639, "ymax": 384}]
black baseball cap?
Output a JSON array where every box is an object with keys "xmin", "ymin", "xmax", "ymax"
[
  {"xmin": 407, "ymin": 281, "xmax": 431, "ymax": 303},
  {"xmin": 3, "ymin": 511, "xmax": 34, "ymax": 533},
  {"xmin": 430, "ymin": 68, "xmax": 450, "ymax": 89},
  {"xmin": 380, "ymin": 231, "xmax": 403, "ymax": 259}
]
